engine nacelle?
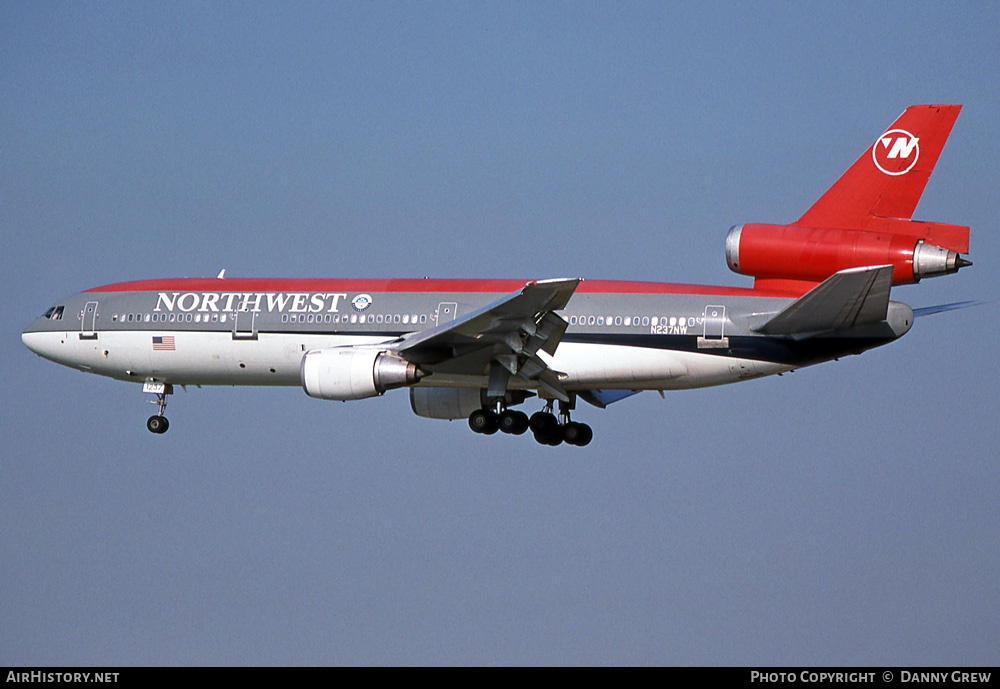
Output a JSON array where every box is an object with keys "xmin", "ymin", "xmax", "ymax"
[
  {"xmin": 726, "ymin": 223, "xmax": 971, "ymax": 286},
  {"xmin": 301, "ymin": 347, "xmax": 423, "ymax": 401},
  {"xmin": 409, "ymin": 388, "xmax": 534, "ymax": 420},
  {"xmin": 409, "ymin": 387, "xmax": 484, "ymax": 420}
]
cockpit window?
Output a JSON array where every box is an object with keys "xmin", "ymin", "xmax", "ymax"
[{"xmin": 45, "ymin": 306, "xmax": 65, "ymax": 320}]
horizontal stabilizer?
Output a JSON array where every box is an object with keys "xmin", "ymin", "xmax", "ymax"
[
  {"xmin": 755, "ymin": 265, "xmax": 894, "ymax": 336},
  {"xmin": 913, "ymin": 300, "xmax": 987, "ymax": 318}
]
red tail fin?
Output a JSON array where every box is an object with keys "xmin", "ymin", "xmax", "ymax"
[
  {"xmin": 726, "ymin": 105, "xmax": 971, "ymax": 291},
  {"xmin": 797, "ymin": 105, "xmax": 962, "ymax": 230}
]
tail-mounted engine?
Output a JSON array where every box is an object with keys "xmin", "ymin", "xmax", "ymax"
[
  {"xmin": 301, "ymin": 347, "xmax": 424, "ymax": 401},
  {"xmin": 726, "ymin": 222, "xmax": 971, "ymax": 287},
  {"xmin": 725, "ymin": 105, "xmax": 971, "ymax": 291}
]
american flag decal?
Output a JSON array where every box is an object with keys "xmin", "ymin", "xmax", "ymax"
[{"xmin": 152, "ymin": 336, "xmax": 175, "ymax": 351}]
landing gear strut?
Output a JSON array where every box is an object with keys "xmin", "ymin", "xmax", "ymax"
[{"xmin": 145, "ymin": 382, "xmax": 173, "ymax": 434}]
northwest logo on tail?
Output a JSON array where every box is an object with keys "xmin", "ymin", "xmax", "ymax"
[{"xmin": 872, "ymin": 129, "xmax": 919, "ymax": 176}]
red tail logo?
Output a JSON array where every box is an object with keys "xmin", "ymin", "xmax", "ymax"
[{"xmin": 873, "ymin": 129, "xmax": 919, "ymax": 175}]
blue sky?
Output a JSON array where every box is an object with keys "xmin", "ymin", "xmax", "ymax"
[{"xmin": 2, "ymin": 1, "xmax": 997, "ymax": 665}]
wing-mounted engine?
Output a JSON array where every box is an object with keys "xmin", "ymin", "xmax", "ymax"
[
  {"xmin": 725, "ymin": 105, "xmax": 971, "ymax": 292},
  {"xmin": 301, "ymin": 346, "xmax": 424, "ymax": 401},
  {"xmin": 410, "ymin": 387, "xmax": 484, "ymax": 420}
]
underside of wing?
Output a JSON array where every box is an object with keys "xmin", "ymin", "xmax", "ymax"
[{"xmin": 394, "ymin": 278, "xmax": 581, "ymax": 401}]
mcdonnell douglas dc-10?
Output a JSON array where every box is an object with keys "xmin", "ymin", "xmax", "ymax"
[{"xmin": 23, "ymin": 105, "xmax": 972, "ymax": 447}]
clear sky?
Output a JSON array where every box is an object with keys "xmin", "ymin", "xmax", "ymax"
[{"xmin": 2, "ymin": 1, "xmax": 997, "ymax": 665}]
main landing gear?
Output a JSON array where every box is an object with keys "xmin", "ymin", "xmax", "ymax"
[
  {"xmin": 145, "ymin": 383, "xmax": 173, "ymax": 434},
  {"xmin": 468, "ymin": 400, "xmax": 593, "ymax": 447}
]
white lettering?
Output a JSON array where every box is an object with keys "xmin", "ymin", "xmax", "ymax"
[
  {"xmin": 310, "ymin": 293, "xmax": 326, "ymax": 313},
  {"xmin": 266, "ymin": 293, "xmax": 292, "ymax": 312},
  {"xmin": 155, "ymin": 292, "xmax": 179, "ymax": 312},
  {"xmin": 888, "ymin": 136, "xmax": 918, "ymax": 159},
  {"xmin": 199, "ymin": 293, "xmax": 220, "ymax": 312},
  {"xmin": 327, "ymin": 293, "xmax": 346, "ymax": 312},
  {"xmin": 177, "ymin": 293, "xmax": 199, "ymax": 312},
  {"xmin": 289, "ymin": 293, "xmax": 308, "ymax": 312},
  {"xmin": 239, "ymin": 293, "xmax": 264, "ymax": 313},
  {"xmin": 151, "ymin": 291, "xmax": 359, "ymax": 315},
  {"xmin": 651, "ymin": 325, "xmax": 689, "ymax": 335}
]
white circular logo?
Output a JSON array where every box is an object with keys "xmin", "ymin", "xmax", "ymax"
[
  {"xmin": 872, "ymin": 129, "xmax": 919, "ymax": 176},
  {"xmin": 351, "ymin": 294, "xmax": 373, "ymax": 311}
]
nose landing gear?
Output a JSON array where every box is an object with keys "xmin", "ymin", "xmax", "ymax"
[{"xmin": 144, "ymin": 382, "xmax": 173, "ymax": 434}]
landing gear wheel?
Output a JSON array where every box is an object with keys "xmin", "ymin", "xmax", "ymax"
[
  {"xmin": 539, "ymin": 430, "xmax": 563, "ymax": 446},
  {"xmin": 147, "ymin": 415, "xmax": 169, "ymax": 434},
  {"xmin": 529, "ymin": 411, "xmax": 559, "ymax": 435},
  {"xmin": 468, "ymin": 409, "xmax": 500, "ymax": 435},
  {"xmin": 563, "ymin": 422, "xmax": 593, "ymax": 447},
  {"xmin": 499, "ymin": 410, "xmax": 529, "ymax": 435}
]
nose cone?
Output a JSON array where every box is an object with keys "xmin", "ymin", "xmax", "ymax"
[
  {"xmin": 22, "ymin": 322, "xmax": 68, "ymax": 364},
  {"xmin": 22, "ymin": 328, "xmax": 50, "ymax": 358}
]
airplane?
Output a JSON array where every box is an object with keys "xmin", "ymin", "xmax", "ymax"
[{"xmin": 22, "ymin": 105, "xmax": 972, "ymax": 447}]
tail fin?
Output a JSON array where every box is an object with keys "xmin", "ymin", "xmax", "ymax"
[
  {"xmin": 727, "ymin": 105, "xmax": 971, "ymax": 291},
  {"xmin": 797, "ymin": 105, "xmax": 962, "ymax": 230}
]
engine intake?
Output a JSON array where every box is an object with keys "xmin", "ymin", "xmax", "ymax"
[{"xmin": 301, "ymin": 347, "xmax": 424, "ymax": 401}]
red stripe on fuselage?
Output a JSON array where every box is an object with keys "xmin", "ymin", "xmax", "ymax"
[{"xmin": 85, "ymin": 277, "xmax": 784, "ymax": 298}]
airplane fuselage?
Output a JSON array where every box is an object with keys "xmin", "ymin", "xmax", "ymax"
[{"xmin": 22, "ymin": 277, "xmax": 909, "ymax": 394}]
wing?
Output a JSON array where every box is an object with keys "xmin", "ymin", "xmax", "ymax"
[{"xmin": 394, "ymin": 278, "xmax": 581, "ymax": 401}]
